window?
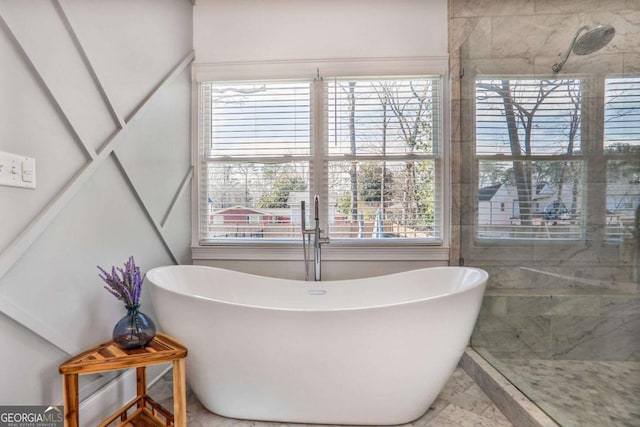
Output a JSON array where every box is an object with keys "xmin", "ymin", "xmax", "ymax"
[
  {"xmin": 475, "ymin": 76, "xmax": 640, "ymax": 242},
  {"xmin": 604, "ymin": 77, "xmax": 640, "ymax": 240},
  {"xmin": 326, "ymin": 78, "xmax": 441, "ymax": 239},
  {"xmin": 198, "ymin": 75, "xmax": 444, "ymax": 244},
  {"xmin": 199, "ymin": 80, "xmax": 311, "ymax": 240},
  {"xmin": 475, "ymin": 78, "xmax": 585, "ymax": 240}
]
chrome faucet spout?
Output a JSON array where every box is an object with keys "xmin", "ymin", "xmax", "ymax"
[
  {"xmin": 301, "ymin": 195, "xmax": 329, "ymax": 281},
  {"xmin": 301, "ymin": 200, "xmax": 309, "ymax": 280},
  {"xmin": 314, "ymin": 195, "xmax": 319, "ymax": 221},
  {"xmin": 314, "ymin": 195, "xmax": 322, "ymax": 281}
]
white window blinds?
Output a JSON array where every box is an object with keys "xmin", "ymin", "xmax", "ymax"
[
  {"xmin": 476, "ymin": 79, "xmax": 583, "ymax": 155},
  {"xmin": 605, "ymin": 77, "xmax": 640, "ymax": 149},
  {"xmin": 475, "ymin": 78, "xmax": 585, "ymax": 240},
  {"xmin": 201, "ymin": 81, "xmax": 311, "ymax": 158},
  {"xmin": 326, "ymin": 77, "xmax": 442, "ymax": 239},
  {"xmin": 604, "ymin": 77, "xmax": 640, "ymax": 240},
  {"xmin": 197, "ymin": 75, "xmax": 444, "ymax": 243},
  {"xmin": 199, "ymin": 81, "xmax": 312, "ymax": 240}
]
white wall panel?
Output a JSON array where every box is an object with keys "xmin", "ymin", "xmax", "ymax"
[
  {"xmin": 0, "ymin": 156, "xmax": 173, "ymax": 354},
  {"xmin": 0, "ymin": 0, "xmax": 117, "ymax": 151},
  {"xmin": 194, "ymin": 0, "xmax": 448, "ymax": 64},
  {"xmin": 114, "ymin": 69, "xmax": 192, "ymax": 225},
  {"xmin": 0, "ymin": 25, "xmax": 88, "ymax": 253},
  {"xmin": 63, "ymin": 0, "xmax": 193, "ymax": 120},
  {"xmin": 163, "ymin": 181, "xmax": 193, "ymax": 266},
  {"xmin": 0, "ymin": 312, "xmax": 67, "ymax": 405}
]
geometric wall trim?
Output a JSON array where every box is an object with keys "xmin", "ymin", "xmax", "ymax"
[
  {"xmin": 0, "ymin": 0, "xmax": 193, "ymax": 357},
  {"xmin": 0, "ymin": 33, "xmax": 193, "ymax": 280}
]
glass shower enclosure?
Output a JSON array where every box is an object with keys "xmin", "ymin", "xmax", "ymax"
[{"xmin": 452, "ymin": 1, "xmax": 640, "ymax": 426}]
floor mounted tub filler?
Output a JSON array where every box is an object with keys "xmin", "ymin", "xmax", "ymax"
[{"xmin": 146, "ymin": 265, "xmax": 488, "ymax": 425}]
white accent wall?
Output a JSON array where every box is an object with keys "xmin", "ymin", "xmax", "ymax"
[
  {"xmin": 0, "ymin": 0, "xmax": 192, "ymax": 417},
  {"xmin": 194, "ymin": 0, "xmax": 448, "ymax": 64}
]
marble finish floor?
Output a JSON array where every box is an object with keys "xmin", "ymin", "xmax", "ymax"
[
  {"xmin": 486, "ymin": 357, "xmax": 640, "ymax": 427},
  {"xmin": 148, "ymin": 367, "xmax": 512, "ymax": 426}
]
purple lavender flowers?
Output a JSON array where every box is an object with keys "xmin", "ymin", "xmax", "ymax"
[{"xmin": 98, "ymin": 256, "xmax": 143, "ymax": 307}]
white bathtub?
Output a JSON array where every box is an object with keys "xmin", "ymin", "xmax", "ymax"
[{"xmin": 147, "ymin": 265, "xmax": 488, "ymax": 425}]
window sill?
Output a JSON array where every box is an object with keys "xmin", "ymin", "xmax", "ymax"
[{"xmin": 192, "ymin": 241, "xmax": 449, "ymax": 262}]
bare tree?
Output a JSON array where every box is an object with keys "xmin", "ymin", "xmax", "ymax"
[
  {"xmin": 379, "ymin": 81, "xmax": 433, "ymax": 228},
  {"xmin": 557, "ymin": 83, "xmax": 582, "ymax": 215},
  {"xmin": 477, "ymin": 80, "xmax": 564, "ymax": 225}
]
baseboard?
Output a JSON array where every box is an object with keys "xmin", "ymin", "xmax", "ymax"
[
  {"xmin": 75, "ymin": 364, "xmax": 171, "ymax": 425},
  {"xmin": 461, "ymin": 348, "xmax": 559, "ymax": 427}
]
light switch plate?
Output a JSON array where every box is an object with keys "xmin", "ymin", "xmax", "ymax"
[{"xmin": 0, "ymin": 151, "xmax": 36, "ymax": 189}]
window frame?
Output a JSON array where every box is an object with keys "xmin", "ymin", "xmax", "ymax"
[
  {"xmin": 191, "ymin": 58, "xmax": 451, "ymax": 261},
  {"xmin": 323, "ymin": 76, "xmax": 444, "ymax": 242},
  {"xmin": 603, "ymin": 76, "xmax": 640, "ymax": 242},
  {"xmin": 473, "ymin": 76, "xmax": 587, "ymax": 243},
  {"xmin": 471, "ymin": 74, "xmax": 640, "ymax": 247},
  {"xmin": 198, "ymin": 79, "xmax": 313, "ymax": 241}
]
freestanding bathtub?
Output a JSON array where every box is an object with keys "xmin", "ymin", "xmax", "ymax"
[{"xmin": 146, "ymin": 265, "xmax": 488, "ymax": 425}]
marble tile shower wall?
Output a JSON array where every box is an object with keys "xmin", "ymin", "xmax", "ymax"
[
  {"xmin": 472, "ymin": 293, "xmax": 640, "ymax": 360},
  {"xmin": 449, "ymin": 0, "xmax": 640, "ymax": 361}
]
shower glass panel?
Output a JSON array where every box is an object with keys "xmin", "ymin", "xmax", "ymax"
[
  {"xmin": 451, "ymin": 3, "xmax": 640, "ymax": 425},
  {"xmin": 464, "ymin": 76, "xmax": 639, "ymax": 426}
]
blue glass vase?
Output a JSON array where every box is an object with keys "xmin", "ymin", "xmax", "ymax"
[{"xmin": 112, "ymin": 304, "xmax": 156, "ymax": 349}]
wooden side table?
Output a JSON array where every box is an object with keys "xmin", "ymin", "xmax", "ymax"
[{"xmin": 59, "ymin": 333, "xmax": 188, "ymax": 427}]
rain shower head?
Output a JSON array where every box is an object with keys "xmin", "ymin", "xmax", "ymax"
[
  {"xmin": 573, "ymin": 24, "xmax": 616, "ymax": 55},
  {"xmin": 552, "ymin": 24, "xmax": 615, "ymax": 73}
]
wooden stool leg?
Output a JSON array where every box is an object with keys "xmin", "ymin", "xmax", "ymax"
[
  {"xmin": 136, "ymin": 367, "xmax": 146, "ymax": 408},
  {"xmin": 63, "ymin": 373, "xmax": 79, "ymax": 427},
  {"xmin": 172, "ymin": 359, "xmax": 187, "ymax": 426}
]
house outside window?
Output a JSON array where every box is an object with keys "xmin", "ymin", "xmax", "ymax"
[{"xmin": 196, "ymin": 69, "xmax": 446, "ymax": 249}]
